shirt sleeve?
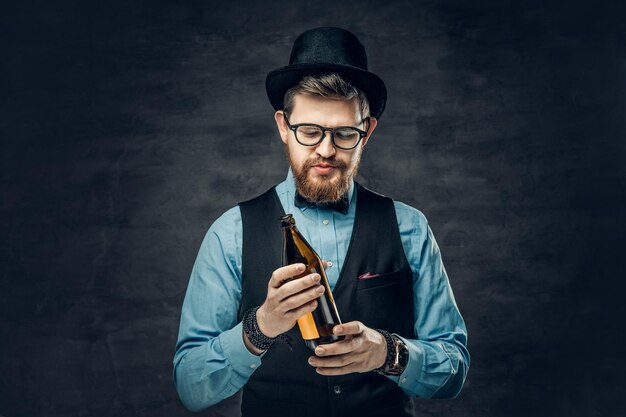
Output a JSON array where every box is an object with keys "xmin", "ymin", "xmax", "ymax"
[
  {"xmin": 172, "ymin": 206, "xmax": 262, "ymax": 412},
  {"xmin": 389, "ymin": 202, "xmax": 471, "ymax": 399}
]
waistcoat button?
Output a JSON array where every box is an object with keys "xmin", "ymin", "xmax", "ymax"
[{"xmin": 333, "ymin": 385, "xmax": 341, "ymax": 395}]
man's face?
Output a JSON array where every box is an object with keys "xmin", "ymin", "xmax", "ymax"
[{"xmin": 275, "ymin": 94, "xmax": 378, "ymax": 204}]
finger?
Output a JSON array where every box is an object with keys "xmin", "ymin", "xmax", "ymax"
[
  {"xmin": 275, "ymin": 273, "xmax": 321, "ymax": 301},
  {"xmin": 282, "ymin": 283, "xmax": 325, "ymax": 312},
  {"xmin": 313, "ymin": 336, "xmax": 360, "ymax": 357},
  {"xmin": 308, "ymin": 354, "xmax": 356, "ymax": 369},
  {"xmin": 314, "ymin": 364, "xmax": 360, "ymax": 376},
  {"xmin": 322, "ymin": 260, "xmax": 328, "ymax": 269},
  {"xmin": 284, "ymin": 299, "xmax": 318, "ymax": 320},
  {"xmin": 332, "ymin": 321, "xmax": 364, "ymax": 336},
  {"xmin": 269, "ymin": 263, "xmax": 307, "ymax": 288}
]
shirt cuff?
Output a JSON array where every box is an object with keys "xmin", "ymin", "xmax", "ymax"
[{"xmin": 219, "ymin": 321, "xmax": 263, "ymax": 380}]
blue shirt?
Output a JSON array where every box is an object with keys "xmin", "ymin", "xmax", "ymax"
[{"xmin": 173, "ymin": 169, "xmax": 470, "ymax": 412}]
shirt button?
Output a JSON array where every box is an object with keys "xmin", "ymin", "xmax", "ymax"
[
  {"xmin": 401, "ymin": 377, "xmax": 407, "ymax": 383},
  {"xmin": 322, "ymin": 219, "xmax": 329, "ymax": 225},
  {"xmin": 327, "ymin": 261, "xmax": 333, "ymax": 268},
  {"xmin": 333, "ymin": 385, "xmax": 341, "ymax": 395},
  {"xmin": 250, "ymin": 364, "xmax": 257, "ymax": 369}
]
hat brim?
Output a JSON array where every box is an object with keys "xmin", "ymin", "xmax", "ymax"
[{"xmin": 266, "ymin": 63, "xmax": 387, "ymax": 119}]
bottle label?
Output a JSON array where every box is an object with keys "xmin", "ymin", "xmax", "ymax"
[{"xmin": 297, "ymin": 313, "xmax": 320, "ymax": 340}]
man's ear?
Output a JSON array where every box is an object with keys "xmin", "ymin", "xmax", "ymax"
[
  {"xmin": 361, "ymin": 117, "xmax": 378, "ymax": 147},
  {"xmin": 275, "ymin": 111, "xmax": 289, "ymax": 144}
]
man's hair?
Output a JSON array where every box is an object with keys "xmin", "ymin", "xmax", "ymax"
[{"xmin": 282, "ymin": 73, "xmax": 370, "ymax": 120}]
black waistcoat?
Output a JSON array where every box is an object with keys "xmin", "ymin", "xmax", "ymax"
[{"xmin": 237, "ymin": 182, "xmax": 416, "ymax": 417}]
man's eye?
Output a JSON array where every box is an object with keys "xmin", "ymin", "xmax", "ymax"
[{"xmin": 336, "ymin": 130, "xmax": 358, "ymax": 140}]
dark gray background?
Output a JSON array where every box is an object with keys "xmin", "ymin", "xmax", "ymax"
[{"xmin": 1, "ymin": 0, "xmax": 625, "ymax": 416}]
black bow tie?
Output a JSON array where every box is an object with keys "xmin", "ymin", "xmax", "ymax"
[{"xmin": 294, "ymin": 192, "xmax": 350, "ymax": 215}]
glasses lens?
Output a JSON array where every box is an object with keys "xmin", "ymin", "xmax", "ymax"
[
  {"xmin": 295, "ymin": 126, "xmax": 323, "ymax": 145},
  {"xmin": 333, "ymin": 128, "xmax": 361, "ymax": 149}
]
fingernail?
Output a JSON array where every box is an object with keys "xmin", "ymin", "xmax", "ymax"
[
  {"xmin": 316, "ymin": 285, "xmax": 324, "ymax": 293},
  {"xmin": 298, "ymin": 264, "xmax": 306, "ymax": 271},
  {"xmin": 308, "ymin": 357, "xmax": 315, "ymax": 365},
  {"xmin": 315, "ymin": 347, "xmax": 325, "ymax": 355},
  {"xmin": 334, "ymin": 326, "xmax": 342, "ymax": 334}
]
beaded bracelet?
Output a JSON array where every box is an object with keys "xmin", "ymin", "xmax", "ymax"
[
  {"xmin": 372, "ymin": 329, "xmax": 395, "ymax": 374},
  {"xmin": 243, "ymin": 306, "xmax": 276, "ymax": 350},
  {"xmin": 242, "ymin": 306, "xmax": 293, "ymax": 351}
]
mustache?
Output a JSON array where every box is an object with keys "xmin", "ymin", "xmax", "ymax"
[{"xmin": 302, "ymin": 157, "xmax": 348, "ymax": 170}]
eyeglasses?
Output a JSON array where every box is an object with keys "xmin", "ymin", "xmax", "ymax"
[{"xmin": 283, "ymin": 112, "xmax": 370, "ymax": 150}]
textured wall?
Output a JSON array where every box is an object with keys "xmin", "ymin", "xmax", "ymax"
[{"xmin": 1, "ymin": 1, "xmax": 625, "ymax": 416}]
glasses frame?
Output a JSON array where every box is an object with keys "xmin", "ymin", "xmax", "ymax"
[{"xmin": 283, "ymin": 112, "xmax": 370, "ymax": 150}]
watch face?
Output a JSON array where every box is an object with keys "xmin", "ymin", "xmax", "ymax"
[{"xmin": 398, "ymin": 345, "xmax": 409, "ymax": 368}]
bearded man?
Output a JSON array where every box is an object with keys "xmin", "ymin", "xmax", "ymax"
[{"xmin": 173, "ymin": 27, "xmax": 470, "ymax": 417}]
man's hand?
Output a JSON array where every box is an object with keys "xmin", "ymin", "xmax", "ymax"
[
  {"xmin": 256, "ymin": 263, "xmax": 325, "ymax": 338},
  {"xmin": 307, "ymin": 321, "xmax": 388, "ymax": 375}
]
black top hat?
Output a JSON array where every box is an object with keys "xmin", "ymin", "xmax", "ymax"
[{"xmin": 266, "ymin": 27, "xmax": 387, "ymax": 119}]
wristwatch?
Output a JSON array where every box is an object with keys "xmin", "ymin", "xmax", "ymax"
[
  {"xmin": 374, "ymin": 330, "xmax": 410, "ymax": 376},
  {"xmin": 386, "ymin": 334, "xmax": 410, "ymax": 375}
]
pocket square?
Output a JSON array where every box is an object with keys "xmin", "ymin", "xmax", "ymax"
[{"xmin": 357, "ymin": 272, "xmax": 381, "ymax": 280}]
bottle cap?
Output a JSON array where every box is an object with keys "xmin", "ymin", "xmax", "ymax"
[{"xmin": 280, "ymin": 214, "xmax": 296, "ymax": 228}]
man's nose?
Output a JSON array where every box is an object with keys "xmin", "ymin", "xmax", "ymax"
[{"xmin": 315, "ymin": 131, "xmax": 336, "ymax": 158}]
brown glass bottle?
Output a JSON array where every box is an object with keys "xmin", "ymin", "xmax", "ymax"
[{"xmin": 280, "ymin": 214, "xmax": 343, "ymax": 351}]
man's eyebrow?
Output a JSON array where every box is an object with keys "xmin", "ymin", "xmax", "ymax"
[{"xmin": 294, "ymin": 119, "xmax": 361, "ymax": 127}]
